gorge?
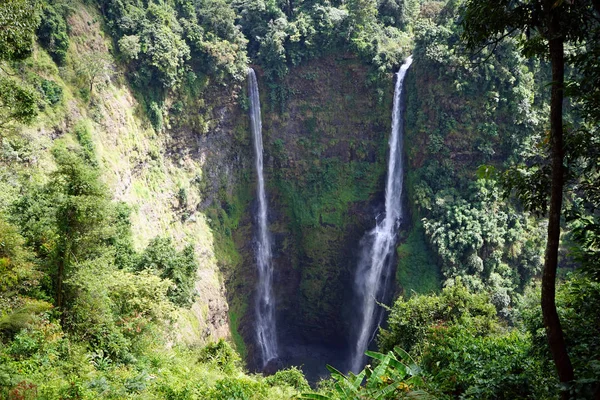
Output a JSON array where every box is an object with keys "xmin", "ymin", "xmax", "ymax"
[{"xmin": 1, "ymin": 0, "xmax": 598, "ymax": 398}]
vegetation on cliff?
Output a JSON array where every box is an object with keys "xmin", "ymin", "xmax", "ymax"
[{"xmin": 1, "ymin": 0, "xmax": 599, "ymax": 398}]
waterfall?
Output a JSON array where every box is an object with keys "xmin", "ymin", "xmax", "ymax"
[
  {"xmin": 350, "ymin": 56, "xmax": 413, "ymax": 373},
  {"xmin": 248, "ymin": 68, "xmax": 279, "ymax": 368}
]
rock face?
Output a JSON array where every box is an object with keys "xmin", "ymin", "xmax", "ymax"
[{"xmin": 233, "ymin": 54, "xmax": 395, "ymax": 370}]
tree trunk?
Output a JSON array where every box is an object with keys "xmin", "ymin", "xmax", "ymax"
[
  {"xmin": 56, "ymin": 256, "xmax": 64, "ymax": 308},
  {"xmin": 542, "ymin": 1, "xmax": 575, "ymax": 397},
  {"xmin": 56, "ymin": 242, "xmax": 70, "ymax": 309}
]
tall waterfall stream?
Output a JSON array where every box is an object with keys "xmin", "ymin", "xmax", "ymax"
[
  {"xmin": 248, "ymin": 68, "xmax": 279, "ymax": 368},
  {"xmin": 350, "ymin": 56, "xmax": 413, "ymax": 372}
]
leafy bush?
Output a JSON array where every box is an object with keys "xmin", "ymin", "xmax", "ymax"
[
  {"xmin": 0, "ymin": 0, "xmax": 41, "ymax": 61},
  {"xmin": 378, "ymin": 280, "xmax": 497, "ymax": 356},
  {"xmin": 264, "ymin": 366, "xmax": 310, "ymax": 391},
  {"xmin": 208, "ymin": 377, "xmax": 265, "ymax": 400},
  {"xmin": 0, "ymin": 77, "xmax": 39, "ymax": 127},
  {"xmin": 148, "ymin": 101, "xmax": 164, "ymax": 132},
  {"xmin": 37, "ymin": 4, "xmax": 69, "ymax": 65},
  {"xmin": 137, "ymin": 237, "xmax": 198, "ymax": 307},
  {"xmin": 302, "ymin": 347, "xmax": 429, "ymax": 399},
  {"xmin": 74, "ymin": 120, "xmax": 96, "ymax": 165},
  {"xmin": 420, "ymin": 179, "xmax": 545, "ymax": 313},
  {"xmin": 520, "ymin": 276, "xmax": 600, "ymax": 398},
  {"xmin": 40, "ymin": 79, "xmax": 63, "ymax": 106},
  {"xmin": 376, "ymin": 283, "xmax": 554, "ymax": 399},
  {"xmin": 198, "ymin": 339, "xmax": 240, "ymax": 374}
]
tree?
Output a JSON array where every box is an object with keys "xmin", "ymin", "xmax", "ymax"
[
  {"xmin": 0, "ymin": 0, "xmax": 41, "ymax": 137},
  {"xmin": 49, "ymin": 142, "xmax": 111, "ymax": 308},
  {"xmin": 0, "ymin": 77, "xmax": 38, "ymax": 131},
  {"xmin": 76, "ymin": 51, "xmax": 114, "ymax": 95},
  {"xmin": 462, "ymin": 0, "xmax": 600, "ymax": 394},
  {"xmin": 37, "ymin": 2, "xmax": 70, "ymax": 65},
  {"xmin": 137, "ymin": 237, "xmax": 198, "ymax": 307},
  {"xmin": 118, "ymin": 34, "xmax": 141, "ymax": 60},
  {"xmin": 0, "ymin": 0, "xmax": 41, "ymax": 62}
]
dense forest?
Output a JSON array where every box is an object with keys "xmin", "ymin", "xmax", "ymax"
[{"xmin": 0, "ymin": 0, "xmax": 599, "ymax": 398}]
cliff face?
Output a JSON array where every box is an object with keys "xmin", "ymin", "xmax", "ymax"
[
  {"xmin": 232, "ymin": 54, "xmax": 395, "ymax": 368},
  {"xmin": 73, "ymin": 4, "xmax": 256, "ymax": 346}
]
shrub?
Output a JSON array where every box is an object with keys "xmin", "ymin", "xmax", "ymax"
[
  {"xmin": 137, "ymin": 237, "xmax": 198, "ymax": 307},
  {"xmin": 148, "ymin": 101, "xmax": 163, "ymax": 132},
  {"xmin": 37, "ymin": 5, "xmax": 69, "ymax": 65},
  {"xmin": 264, "ymin": 366, "xmax": 310, "ymax": 391},
  {"xmin": 208, "ymin": 377, "xmax": 264, "ymax": 400},
  {"xmin": 198, "ymin": 340, "xmax": 240, "ymax": 374},
  {"xmin": 40, "ymin": 79, "xmax": 62, "ymax": 106}
]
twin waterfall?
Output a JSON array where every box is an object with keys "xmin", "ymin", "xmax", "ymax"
[
  {"xmin": 351, "ymin": 56, "xmax": 413, "ymax": 372},
  {"xmin": 247, "ymin": 56, "xmax": 412, "ymax": 373},
  {"xmin": 248, "ymin": 68, "xmax": 278, "ymax": 368}
]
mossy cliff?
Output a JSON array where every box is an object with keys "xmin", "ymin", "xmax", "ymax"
[{"xmin": 230, "ymin": 54, "xmax": 394, "ymax": 367}]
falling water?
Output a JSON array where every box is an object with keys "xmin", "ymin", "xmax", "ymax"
[
  {"xmin": 248, "ymin": 68, "xmax": 278, "ymax": 368},
  {"xmin": 350, "ymin": 56, "xmax": 413, "ymax": 373}
]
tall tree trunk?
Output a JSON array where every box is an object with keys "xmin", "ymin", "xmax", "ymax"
[{"xmin": 542, "ymin": 1, "xmax": 575, "ymax": 396}]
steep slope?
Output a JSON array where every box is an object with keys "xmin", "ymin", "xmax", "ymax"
[{"xmin": 0, "ymin": 2, "xmax": 251, "ymax": 347}]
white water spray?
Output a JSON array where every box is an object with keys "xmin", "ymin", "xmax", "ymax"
[
  {"xmin": 350, "ymin": 57, "xmax": 413, "ymax": 373},
  {"xmin": 248, "ymin": 68, "xmax": 278, "ymax": 367}
]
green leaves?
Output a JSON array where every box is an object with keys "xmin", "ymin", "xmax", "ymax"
[
  {"xmin": 37, "ymin": 3, "xmax": 69, "ymax": 65},
  {"xmin": 0, "ymin": 0, "xmax": 41, "ymax": 62},
  {"xmin": 378, "ymin": 281, "xmax": 497, "ymax": 358},
  {"xmin": 137, "ymin": 237, "xmax": 198, "ymax": 307},
  {"xmin": 0, "ymin": 77, "xmax": 39, "ymax": 130},
  {"xmin": 301, "ymin": 348, "xmax": 430, "ymax": 400}
]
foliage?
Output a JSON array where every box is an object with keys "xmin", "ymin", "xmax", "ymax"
[
  {"xmin": 422, "ymin": 325, "xmax": 548, "ymax": 399},
  {"xmin": 49, "ymin": 141, "xmax": 112, "ymax": 306},
  {"xmin": 74, "ymin": 51, "xmax": 114, "ymax": 95},
  {"xmin": 379, "ymin": 283, "xmax": 555, "ymax": 399},
  {"xmin": 0, "ymin": 117, "xmax": 305, "ymax": 399},
  {"xmin": 378, "ymin": 280, "xmax": 497, "ymax": 356},
  {"xmin": 264, "ymin": 366, "xmax": 310, "ymax": 391},
  {"xmin": 421, "ymin": 179, "xmax": 545, "ymax": 314},
  {"xmin": 520, "ymin": 276, "xmax": 600, "ymax": 397},
  {"xmin": 37, "ymin": 2, "xmax": 70, "ymax": 65},
  {"xmin": 0, "ymin": 218, "xmax": 51, "ymax": 337},
  {"xmin": 97, "ymin": 0, "xmax": 249, "ymax": 118},
  {"xmin": 198, "ymin": 339, "xmax": 241, "ymax": 374},
  {"xmin": 461, "ymin": 0, "xmax": 600, "ymax": 388},
  {"xmin": 137, "ymin": 237, "xmax": 198, "ymax": 307},
  {"xmin": 0, "ymin": 0, "xmax": 41, "ymax": 61},
  {"xmin": 301, "ymin": 347, "xmax": 430, "ymax": 399},
  {"xmin": 0, "ymin": 77, "xmax": 39, "ymax": 132},
  {"xmin": 395, "ymin": 219, "xmax": 440, "ymax": 296},
  {"xmin": 402, "ymin": 0, "xmax": 549, "ymax": 306},
  {"xmin": 39, "ymin": 78, "xmax": 63, "ymax": 106}
]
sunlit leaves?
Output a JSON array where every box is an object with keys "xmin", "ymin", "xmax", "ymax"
[{"xmin": 0, "ymin": 0, "xmax": 41, "ymax": 62}]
